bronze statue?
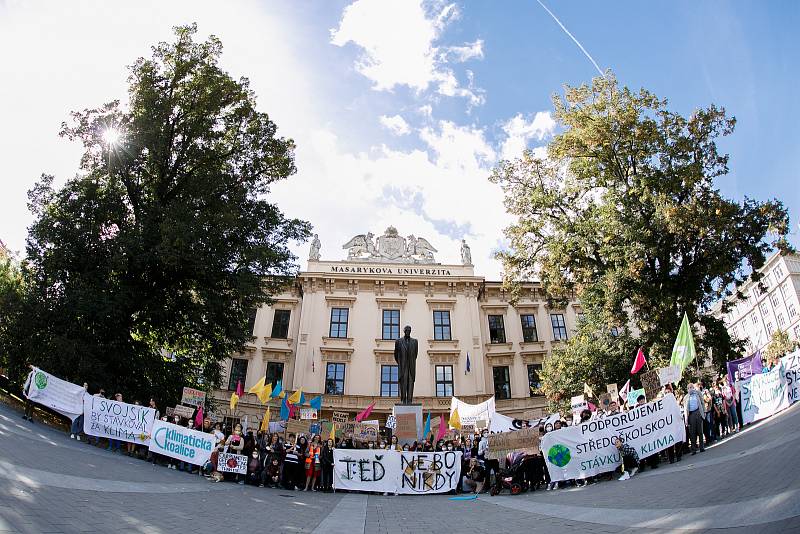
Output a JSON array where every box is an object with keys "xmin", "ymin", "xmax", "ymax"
[{"xmin": 394, "ymin": 325, "xmax": 418, "ymax": 404}]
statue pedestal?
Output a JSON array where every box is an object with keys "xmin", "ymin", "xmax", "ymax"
[{"xmin": 392, "ymin": 404, "xmax": 423, "ymax": 445}]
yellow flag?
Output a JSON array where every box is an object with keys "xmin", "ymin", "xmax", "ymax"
[
  {"xmin": 329, "ymin": 423, "xmax": 335, "ymax": 441},
  {"xmin": 248, "ymin": 376, "xmax": 266, "ymax": 395},
  {"xmin": 259, "ymin": 407, "xmax": 271, "ymax": 432},
  {"xmin": 288, "ymin": 388, "xmax": 303, "ymax": 404},
  {"xmin": 583, "ymin": 382, "xmax": 594, "ymax": 399},
  {"xmin": 229, "ymin": 392, "xmax": 239, "ymax": 411},
  {"xmin": 257, "ymin": 383, "xmax": 273, "ymax": 404},
  {"xmin": 449, "ymin": 407, "xmax": 462, "ymax": 430}
]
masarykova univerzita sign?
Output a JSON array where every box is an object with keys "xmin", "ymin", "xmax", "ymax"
[
  {"xmin": 333, "ymin": 449, "xmax": 462, "ymax": 494},
  {"xmin": 147, "ymin": 420, "xmax": 214, "ymax": 466},
  {"xmin": 83, "ymin": 396, "xmax": 156, "ymax": 445},
  {"xmin": 24, "ymin": 367, "xmax": 88, "ymax": 420},
  {"xmin": 541, "ymin": 394, "xmax": 685, "ymax": 482}
]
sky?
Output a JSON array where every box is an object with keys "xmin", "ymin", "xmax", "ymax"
[{"xmin": 0, "ymin": 0, "xmax": 798, "ymax": 280}]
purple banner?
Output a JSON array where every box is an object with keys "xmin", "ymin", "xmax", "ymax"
[{"xmin": 727, "ymin": 351, "xmax": 763, "ymax": 384}]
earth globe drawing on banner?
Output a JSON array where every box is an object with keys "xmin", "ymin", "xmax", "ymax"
[{"xmin": 547, "ymin": 444, "xmax": 571, "ymax": 467}]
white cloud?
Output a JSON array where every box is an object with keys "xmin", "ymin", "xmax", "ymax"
[
  {"xmin": 331, "ymin": 0, "xmax": 483, "ymax": 105},
  {"xmin": 419, "ymin": 120, "xmax": 495, "ymax": 171},
  {"xmin": 379, "ymin": 114, "xmax": 411, "ymax": 135},
  {"xmin": 499, "ymin": 111, "xmax": 557, "ymax": 161}
]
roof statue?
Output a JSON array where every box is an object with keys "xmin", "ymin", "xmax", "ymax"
[{"xmin": 342, "ymin": 227, "xmax": 438, "ymax": 264}]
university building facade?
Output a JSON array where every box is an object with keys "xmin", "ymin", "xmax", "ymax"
[{"xmin": 213, "ymin": 228, "xmax": 583, "ymax": 427}]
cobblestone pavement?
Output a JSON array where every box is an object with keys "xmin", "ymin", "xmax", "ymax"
[{"xmin": 1, "ymin": 401, "xmax": 799, "ymax": 534}]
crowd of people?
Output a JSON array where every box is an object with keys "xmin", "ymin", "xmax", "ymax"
[{"xmin": 20, "ymin": 369, "xmax": 750, "ymax": 495}]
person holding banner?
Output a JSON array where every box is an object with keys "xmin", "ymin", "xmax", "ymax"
[
  {"xmin": 225, "ymin": 424, "xmax": 246, "ymax": 484},
  {"xmin": 106, "ymin": 393, "xmax": 124, "ymax": 453},
  {"xmin": 69, "ymin": 382, "xmax": 89, "ymax": 440},
  {"xmin": 683, "ymin": 383, "xmax": 706, "ymax": 454}
]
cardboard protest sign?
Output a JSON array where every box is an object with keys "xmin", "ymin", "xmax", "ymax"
[
  {"xmin": 640, "ymin": 370, "xmax": 662, "ymax": 401},
  {"xmin": 172, "ymin": 405, "xmax": 195, "ymax": 419},
  {"xmin": 300, "ymin": 408, "xmax": 318, "ymax": 420},
  {"xmin": 386, "ymin": 415, "xmax": 397, "ymax": 429},
  {"xmin": 216, "ymin": 452, "xmax": 248, "ymax": 474},
  {"xmin": 352, "ymin": 422, "xmax": 379, "ymax": 442},
  {"xmin": 606, "ymin": 383, "xmax": 618, "ymax": 402},
  {"xmin": 181, "ymin": 387, "xmax": 206, "ymax": 407},
  {"xmin": 627, "ymin": 388, "xmax": 646, "ymax": 407},
  {"xmin": 598, "ymin": 393, "xmax": 613, "ymax": 412},
  {"xmin": 486, "ymin": 427, "xmax": 540, "ymax": 460},
  {"xmin": 343, "ymin": 422, "xmax": 356, "ymax": 438},
  {"xmin": 333, "ymin": 449, "xmax": 462, "ymax": 494},
  {"xmin": 570, "ymin": 395, "xmax": 588, "ymax": 415},
  {"xmin": 286, "ymin": 419, "xmax": 312, "ymax": 436},
  {"xmin": 657, "ymin": 365, "xmax": 682, "ymax": 386},
  {"xmin": 542, "ymin": 394, "xmax": 685, "ymax": 481},
  {"xmin": 148, "ymin": 420, "xmax": 214, "ymax": 466},
  {"xmin": 165, "ymin": 406, "xmax": 175, "ymax": 417},
  {"xmin": 395, "ymin": 413, "xmax": 417, "ymax": 440},
  {"xmin": 24, "ymin": 367, "xmax": 87, "ymax": 420},
  {"xmin": 84, "ymin": 397, "xmax": 157, "ymax": 445},
  {"xmin": 332, "ymin": 411, "xmax": 349, "ymax": 424}
]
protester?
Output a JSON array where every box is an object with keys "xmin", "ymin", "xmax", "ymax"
[
  {"xmin": 304, "ymin": 434, "xmax": 322, "ymax": 491},
  {"xmin": 246, "ymin": 449, "xmax": 263, "ymax": 486},
  {"xmin": 225, "ymin": 424, "xmax": 246, "ymax": 484},
  {"xmin": 615, "ymin": 436, "xmax": 639, "ymax": 480},
  {"xmin": 320, "ymin": 438, "xmax": 335, "ymax": 492},
  {"xmin": 462, "ymin": 458, "xmax": 486, "ymax": 493},
  {"xmin": 105, "ymin": 393, "xmax": 124, "ymax": 453},
  {"xmin": 282, "ymin": 434, "xmax": 302, "ymax": 490},
  {"xmin": 683, "ymin": 383, "xmax": 705, "ymax": 454},
  {"xmin": 69, "ymin": 382, "xmax": 89, "ymax": 440}
]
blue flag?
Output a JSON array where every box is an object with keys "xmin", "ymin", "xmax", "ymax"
[
  {"xmin": 309, "ymin": 395, "xmax": 323, "ymax": 410},
  {"xmin": 280, "ymin": 397, "xmax": 290, "ymax": 420},
  {"xmin": 270, "ymin": 380, "xmax": 283, "ymax": 399},
  {"xmin": 423, "ymin": 412, "xmax": 431, "ymax": 439}
]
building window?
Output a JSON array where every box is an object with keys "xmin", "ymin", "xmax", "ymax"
[
  {"xmin": 493, "ymin": 366, "xmax": 511, "ymax": 400},
  {"xmin": 488, "ymin": 315, "xmax": 506, "ymax": 343},
  {"xmin": 247, "ymin": 308, "xmax": 258, "ymax": 336},
  {"xmin": 781, "ymin": 283, "xmax": 789, "ymax": 299},
  {"xmin": 771, "ymin": 293, "xmax": 781, "ymax": 308},
  {"xmin": 228, "ymin": 358, "xmax": 248, "ymax": 390},
  {"xmin": 794, "ymin": 325, "xmax": 800, "ymax": 340},
  {"xmin": 270, "ymin": 309, "xmax": 291, "ymax": 339},
  {"xmin": 520, "ymin": 314, "xmax": 538, "ymax": 342},
  {"xmin": 325, "ymin": 363, "xmax": 345, "ymax": 395},
  {"xmin": 382, "ymin": 309, "xmax": 400, "ymax": 340},
  {"xmin": 222, "ymin": 416, "xmax": 241, "ymax": 434},
  {"xmin": 773, "ymin": 265, "xmax": 784, "ymax": 279},
  {"xmin": 766, "ymin": 322, "xmax": 775, "ymax": 336},
  {"xmin": 329, "ymin": 308, "xmax": 349, "ymax": 338},
  {"xmin": 433, "ymin": 310, "xmax": 452, "ymax": 341},
  {"xmin": 265, "ymin": 361, "xmax": 284, "ymax": 388},
  {"xmin": 551, "ymin": 314, "xmax": 568, "ymax": 341},
  {"xmin": 778, "ymin": 314, "xmax": 786, "ymax": 327},
  {"xmin": 610, "ymin": 326, "xmax": 620, "ymax": 337},
  {"xmin": 527, "ymin": 364, "xmax": 543, "ymax": 397},
  {"xmin": 754, "ymin": 285, "xmax": 762, "ymax": 297},
  {"xmin": 760, "ymin": 302, "xmax": 769, "ymax": 317},
  {"xmin": 788, "ymin": 304, "xmax": 797, "ymax": 319},
  {"xmin": 435, "ymin": 365, "xmax": 454, "ymax": 397},
  {"xmin": 380, "ymin": 365, "xmax": 399, "ymax": 397},
  {"xmin": 751, "ymin": 313, "xmax": 758, "ymax": 325}
]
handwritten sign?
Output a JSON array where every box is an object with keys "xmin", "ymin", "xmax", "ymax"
[
  {"xmin": 658, "ymin": 365, "xmax": 681, "ymax": 386},
  {"xmin": 386, "ymin": 415, "xmax": 397, "ymax": 429},
  {"xmin": 352, "ymin": 422, "xmax": 379, "ymax": 442},
  {"xmin": 333, "ymin": 450, "xmax": 462, "ymax": 494},
  {"xmin": 332, "ymin": 411, "xmax": 349, "ymax": 424},
  {"xmin": 606, "ymin": 383, "xmax": 618, "ymax": 402},
  {"xmin": 181, "ymin": 387, "xmax": 206, "ymax": 407},
  {"xmin": 172, "ymin": 405, "xmax": 195, "ymax": 419},
  {"xmin": 286, "ymin": 419, "xmax": 312, "ymax": 436},
  {"xmin": 216, "ymin": 452, "xmax": 247, "ymax": 474},
  {"xmin": 640, "ymin": 370, "xmax": 662, "ymax": 401},
  {"xmin": 83, "ymin": 397, "xmax": 156, "ymax": 445},
  {"xmin": 300, "ymin": 408, "xmax": 318, "ymax": 420},
  {"xmin": 627, "ymin": 388, "xmax": 646, "ymax": 407},
  {"xmin": 395, "ymin": 413, "xmax": 417, "ymax": 440},
  {"xmin": 486, "ymin": 427, "xmax": 540, "ymax": 460}
]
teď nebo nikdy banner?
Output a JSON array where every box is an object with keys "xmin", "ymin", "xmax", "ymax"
[
  {"xmin": 333, "ymin": 449, "xmax": 461, "ymax": 494},
  {"xmin": 541, "ymin": 394, "xmax": 685, "ymax": 481}
]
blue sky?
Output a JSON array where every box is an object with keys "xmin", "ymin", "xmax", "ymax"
[{"xmin": 1, "ymin": 0, "xmax": 797, "ymax": 279}]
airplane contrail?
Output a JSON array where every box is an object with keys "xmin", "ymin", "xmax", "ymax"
[{"xmin": 535, "ymin": 0, "xmax": 605, "ymax": 76}]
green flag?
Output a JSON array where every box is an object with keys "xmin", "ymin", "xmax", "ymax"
[{"xmin": 670, "ymin": 312, "xmax": 696, "ymax": 372}]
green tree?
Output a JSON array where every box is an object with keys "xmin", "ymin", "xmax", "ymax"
[
  {"xmin": 491, "ymin": 73, "xmax": 790, "ymax": 404},
  {"xmin": 764, "ymin": 329, "xmax": 798, "ymax": 360},
  {"xmin": 15, "ymin": 25, "xmax": 309, "ymax": 406},
  {"xmin": 0, "ymin": 251, "xmax": 27, "ymax": 378}
]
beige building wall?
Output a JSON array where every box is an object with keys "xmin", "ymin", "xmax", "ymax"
[{"xmin": 212, "ymin": 253, "xmax": 582, "ymax": 427}]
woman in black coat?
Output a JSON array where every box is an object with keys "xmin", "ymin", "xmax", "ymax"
[{"xmin": 320, "ymin": 438, "xmax": 335, "ymax": 491}]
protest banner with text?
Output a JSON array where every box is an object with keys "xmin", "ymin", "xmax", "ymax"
[
  {"xmin": 83, "ymin": 397, "xmax": 156, "ymax": 445},
  {"xmin": 148, "ymin": 420, "xmax": 214, "ymax": 466},
  {"xmin": 541, "ymin": 394, "xmax": 685, "ymax": 481},
  {"xmin": 216, "ymin": 452, "xmax": 248, "ymax": 474},
  {"xmin": 180, "ymin": 387, "xmax": 206, "ymax": 407},
  {"xmin": 486, "ymin": 427, "xmax": 540, "ymax": 460},
  {"xmin": 24, "ymin": 367, "xmax": 87, "ymax": 420},
  {"xmin": 740, "ymin": 363, "xmax": 790, "ymax": 424},
  {"xmin": 172, "ymin": 405, "xmax": 195, "ymax": 419},
  {"xmin": 449, "ymin": 396, "xmax": 495, "ymax": 427},
  {"xmin": 783, "ymin": 350, "xmax": 800, "ymax": 405},
  {"xmin": 333, "ymin": 449, "xmax": 461, "ymax": 494},
  {"xmin": 332, "ymin": 411, "xmax": 349, "ymax": 424}
]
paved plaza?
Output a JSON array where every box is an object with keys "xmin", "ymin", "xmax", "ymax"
[{"xmin": 0, "ymin": 401, "xmax": 798, "ymax": 534}]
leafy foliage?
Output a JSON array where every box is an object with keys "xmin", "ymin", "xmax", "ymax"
[
  {"xmin": 764, "ymin": 329, "xmax": 799, "ymax": 360},
  {"xmin": 491, "ymin": 73, "xmax": 790, "ymax": 403},
  {"xmin": 10, "ymin": 25, "xmax": 309, "ymax": 406}
]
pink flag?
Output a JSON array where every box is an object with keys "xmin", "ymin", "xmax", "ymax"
[
  {"xmin": 588, "ymin": 402, "xmax": 597, "ymax": 412},
  {"xmin": 235, "ymin": 380, "xmax": 244, "ymax": 397},
  {"xmin": 355, "ymin": 402, "xmax": 375, "ymax": 423},
  {"xmin": 194, "ymin": 406, "xmax": 204, "ymax": 429},
  {"xmin": 435, "ymin": 415, "xmax": 447, "ymax": 441},
  {"xmin": 630, "ymin": 347, "xmax": 647, "ymax": 374},
  {"xmin": 619, "ymin": 379, "xmax": 631, "ymax": 401}
]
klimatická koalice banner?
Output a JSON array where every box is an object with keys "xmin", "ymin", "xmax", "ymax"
[
  {"xmin": 333, "ymin": 449, "xmax": 462, "ymax": 494},
  {"xmin": 541, "ymin": 394, "xmax": 685, "ymax": 481},
  {"xmin": 83, "ymin": 396, "xmax": 157, "ymax": 445}
]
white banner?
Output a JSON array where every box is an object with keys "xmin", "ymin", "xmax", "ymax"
[
  {"xmin": 147, "ymin": 420, "xmax": 214, "ymax": 466},
  {"xmin": 217, "ymin": 452, "xmax": 248, "ymax": 474},
  {"xmin": 740, "ymin": 362, "xmax": 790, "ymax": 424},
  {"xmin": 782, "ymin": 349, "xmax": 800, "ymax": 405},
  {"xmin": 541, "ymin": 394, "xmax": 685, "ymax": 481},
  {"xmin": 450, "ymin": 396, "xmax": 495, "ymax": 427},
  {"xmin": 489, "ymin": 411, "xmax": 559, "ymax": 433},
  {"xmin": 24, "ymin": 367, "xmax": 88, "ymax": 420},
  {"xmin": 333, "ymin": 449, "xmax": 461, "ymax": 494},
  {"xmin": 83, "ymin": 396, "xmax": 156, "ymax": 445}
]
